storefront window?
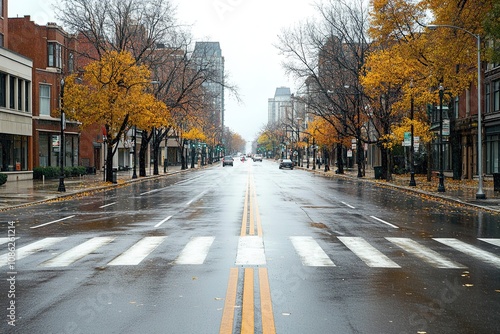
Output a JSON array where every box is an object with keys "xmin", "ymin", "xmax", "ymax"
[
  {"xmin": 0, "ymin": 134, "xmax": 28, "ymax": 171},
  {"xmin": 486, "ymin": 128, "xmax": 500, "ymax": 174}
]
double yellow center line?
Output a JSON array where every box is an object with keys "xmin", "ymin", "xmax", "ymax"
[
  {"xmin": 241, "ymin": 174, "xmax": 262, "ymax": 237},
  {"xmin": 220, "ymin": 173, "xmax": 276, "ymax": 334}
]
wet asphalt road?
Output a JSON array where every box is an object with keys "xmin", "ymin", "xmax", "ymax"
[{"xmin": 1, "ymin": 159, "xmax": 499, "ymax": 333}]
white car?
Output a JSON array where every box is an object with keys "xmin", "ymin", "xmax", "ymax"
[{"xmin": 253, "ymin": 154, "xmax": 263, "ymax": 162}]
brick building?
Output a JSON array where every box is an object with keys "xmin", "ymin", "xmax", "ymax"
[
  {"xmin": 0, "ymin": 1, "xmax": 33, "ymax": 180},
  {"xmin": 8, "ymin": 16, "xmax": 84, "ymax": 171}
]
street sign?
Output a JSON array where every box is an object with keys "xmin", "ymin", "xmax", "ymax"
[
  {"xmin": 443, "ymin": 119, "xmax": 450, "ymax": 136},
  {"xmin": 403, "ymin": 132, "xmax": 411, "ymax": 146}
]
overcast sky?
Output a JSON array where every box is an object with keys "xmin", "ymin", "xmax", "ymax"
[{"xmin": 9, "ymin": 0, "xmax": 317, "ymax": 150}]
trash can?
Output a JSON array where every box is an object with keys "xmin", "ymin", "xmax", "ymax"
[
  {"xmin": 374, "ymin": 166, "xmax": 383, "ymax": 180},
  {"xmin": 494, "ymin": 173, "xmax": 500, "ymax": 191},
  {"xmin": 112, "ymin": 167, "xmax": 118, "ymax": 184}
]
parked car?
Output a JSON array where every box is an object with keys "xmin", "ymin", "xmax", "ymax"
[
  {"xmin": 222, "ymin": 156, "xmax": 234, "ymax": 166},
  {"xmin": 253, "ymin": 154, "xmax": 263, "ymax": 162},
  {"xmin": 279, "ymin": 159, "xmax": 293, "ymax": 169}
]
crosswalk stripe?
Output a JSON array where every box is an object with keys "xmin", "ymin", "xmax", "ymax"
[
  {"xmin": 108, "ymin": 236, "xmax": 166, "ymax": 266},
  {"xmin": 338, "ymin": 237, "xmax": 400, "ymax": 268},
  {"xmin": 290, "ymin": 236, "xmax": 335, "ymax": 267},
  {"xmin": 0, "ymin": 237, "xmax": 19, "ymax": 245},
  {"xmin": 41, "ymin": 237, "xmax": 115, "ymax": 267},
  {"xmin": 0, "ymin": 237, "xmax": 66, "ymax": 266},
  {"xmin": 235, "ymin": 236, "xmax": 266, "ymax": 265},
  {"xmin": 175, "ymin": 236, "xmax": 215, "ymax": 264},
  {"xmin": 434, "ymin": 238, "xmax": 500, "ymax": 269},
  {"xmin": 478, "ymin": 238, "xmax": 500, "ymax": 248},
  {"xmin": 386, "ymin": 237, "xmax": 467, "ymax": 269}
]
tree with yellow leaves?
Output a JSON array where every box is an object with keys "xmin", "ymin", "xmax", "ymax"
[
  {"xmin": 63, "ymin": 50, "xmax": 166, "ymax": 182},
  {"xmin": 364, "ymin": 0, "xmax": 493, "ymax": 180}
]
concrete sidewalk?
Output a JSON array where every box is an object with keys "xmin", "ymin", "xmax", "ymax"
[{"xmin": 0, "ymin": 165, "xmax": 188, "ymax": 210}]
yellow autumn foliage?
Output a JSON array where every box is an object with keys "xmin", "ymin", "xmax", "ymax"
[{"xmin": 63, "ymin": 50, "xmax": 168, "ymax": 142}]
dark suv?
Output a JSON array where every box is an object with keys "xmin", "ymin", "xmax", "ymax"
[{"xmin": 279, "ymin": 159, "xmax": 293, "ymax": 169}]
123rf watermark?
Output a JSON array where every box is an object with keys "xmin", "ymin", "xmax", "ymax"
[{"xmin": 5, "ymin": 221, "xmax": 17, "ymax": 327}]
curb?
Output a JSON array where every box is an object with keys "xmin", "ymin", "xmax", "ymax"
[
  {"xmin": 0, "ymin": 166, "xmax": 208, "ymax": 212},
  {"xmin": 299, "ymin": 166, "xmax": 500, "ymax": 214}
]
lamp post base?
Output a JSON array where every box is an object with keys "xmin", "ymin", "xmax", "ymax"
[
  {"xmin": 476, "ymin": 192, "xmax": 486, "ymax": 199},
  {"xmin": 57, "ymin": 176, "xmax": 66, "ymax": 192},
  {"xmin": 409, "ymin": 172, "xmax": 416, "ymax": 186},
  {"xmin": 437, "ymin": 174, "xmax": 445, "ymax": 192}
]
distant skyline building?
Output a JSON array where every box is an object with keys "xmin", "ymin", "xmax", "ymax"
[
  {"xmin": 192, "ymin": 42, "xmax": 225, "ymax": 131},
  {"xmin": 268, "ymin": 86, "xmax": 292, "ymax": 126}
]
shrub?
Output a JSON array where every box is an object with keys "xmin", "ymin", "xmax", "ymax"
[
  {"xmin": 0, "ymin": 173, "xmax": 7, "ymax": 186},
  {"xmin": 33, "ymin": 166, "xmax": 88, "ymax": 179}
]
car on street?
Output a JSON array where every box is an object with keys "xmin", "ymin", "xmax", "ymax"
[
  {"xmin": 222, "ymin": 155, "xmax": 234, "ymax": 166},
  {"xmin": 253, "ymin": 154, "xmax": 263, "ymax": 162},
  {"xmin": 279, "ymin": 159, "xmax": 293, "ymax": 169}
]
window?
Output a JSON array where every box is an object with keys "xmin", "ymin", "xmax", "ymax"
[
  {"xmin": 0, "ymin": 72, "xmax": 5, "ymax": 108},
  {"xmin": 39, "ymin": 84, "xmax": 51, "ymax": 116},
  {"xmin": 18, "ymin": 79, "xmax": 23, "ymax": 111},
  {"xmin": 0, "ymin": 34, "xmax": 4, "ymax": 48},
  {"xmin": 68, "ymin": 53, "xmax": 74, "ymax": 73},
  {"xmin": 485, "ymin": 83, "xmax": 491, "ymax": 114},
  {"xmin": 25, "ymin": 81, "xmax": 30, "ymax": 113},
  {"xmin": 494, "ymin": 80, "xmax": 500, "ymax": 112},
  {"xmin": 9, "ymin": 76, "xmax": 15, "ymax": 109},
  {"xmin": 48, "ymin": 43, "xmax": 62, "ymax": 68}
]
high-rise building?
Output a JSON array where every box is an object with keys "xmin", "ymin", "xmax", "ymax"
[
  {"xmin": 268, "ymin": 87, "xmax": 292, "ymax": 125},
  {"xmin": 192, "ymin": 42, "xmax": 225, "ymax": 130}
]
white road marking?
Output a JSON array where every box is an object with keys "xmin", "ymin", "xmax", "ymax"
[
  {"xmin": 434, "ymin": 238, "xmax": 500, "ymax": 269},
  {"xmin": 154, "ymin": 215, "xmax": 172, "ymax": 228},
  {"xmin": 386, "ymin": 237, "xmax": 466, "ymax": 269},
  {"xmin": 290, "ymin": 236, "xmax": 335, "ymax": 267},
  {"xmin": 235, "ymin": 236, "xmax": 266, "ymax": 265},
  {"xmin": 30, "ymin": 215, "xmax": 76, "ymax": 229},
  {"xmin": 478, "ymin": 238, "xmax": 500, "ymax": 248},
  {"xmin": 0, "ymin": 237, "xmax": 66, "ymax": 266},
  {"xmin": 108, "ymin": 236, "xmax": 166, "ymax": 266},
  {"xmin": 370, "ymin": 216, "xmax": 399, "ymax": 229},
  {"xmin": 175, "ymin": 237, "xmax": 215, "ymax": 264},
  {"xmin": 186, "ymin": 190, "xmax": 208, "ymax": 206},
  {"xmin": 140, "ymin": 188, "xmax": 164, "ymax": 196},
  {"xmin": 99, "ymin": 202, "xmax": 117, "ymax": 208},
  {"xmin": 341, "ymin": 201, "xmax": 355, "ymax": 209},
  {"xmin": 0, "ymin": 237, "xmax": 19, "ymax": 245},
  {"xmin": 41, "ymin": 237, "xmax": 115, "ymax": 267},
  {"xmin": 338, "ymin": 236, "xmax": 400, "ymax": 268}
]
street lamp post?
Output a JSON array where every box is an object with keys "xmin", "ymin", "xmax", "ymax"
[
  {"xmin": 306, "ymin": 138, "xmax": 310, "ymax": 169},
  {"xmin": 58, "ymin": 79, "xmax": 66, "ymax": 192},
  {"xmin": 312, "ymin": 137, "xmax": 316, "ymax": 170},
  {"xmin": 132, "ymin": 125, "xmax": 138, "ymax": 179},
  {"xmin": 438, "ymin": 84, "xmax": 445, "ymax": 192},
  {"xmin": 427, "ymin": 24, "xmax": 485, "ymax": 198},
  {"xmin": 296, "ymin": 117, "xmax": 302, "ymax": 167},
  {"xmin": 409, "ymin": 81, "xmax": 416, "ymax": 186}
]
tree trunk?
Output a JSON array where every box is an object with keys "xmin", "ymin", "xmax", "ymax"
[
  {"xmin": 106, "ymin": 142, "xmax": 114, "ymax": 182},
  {"xmin": 336, "ymin": 143, "xmax": 344, "ymax": 174}
]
